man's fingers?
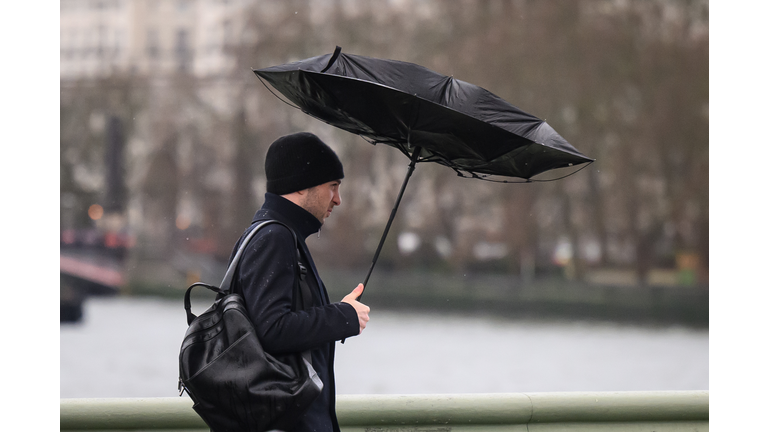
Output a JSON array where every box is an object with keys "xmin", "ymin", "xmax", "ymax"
[
  {"xmin": 358, "ymin": 310, "xmax": 369, "ymax": 333},
  {"xmin": 340, "ymin": 284, "xmax": 370, "ymax": 334}
]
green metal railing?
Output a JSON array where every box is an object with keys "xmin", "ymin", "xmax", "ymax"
[{"xmin": 60, "ymin": 391, "xmax": 708, "ymax": 431}]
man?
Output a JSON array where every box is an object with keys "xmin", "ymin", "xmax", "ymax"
[{"xmin": 229, "ymin": 132, "xmax": 370, "ymax": 432}]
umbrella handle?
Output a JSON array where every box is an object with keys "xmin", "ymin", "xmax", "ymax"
[{"xmin": 359, "ymin": 146, "xmax": 422, "ymax": 300}]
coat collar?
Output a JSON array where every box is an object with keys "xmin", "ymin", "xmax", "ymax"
[{"xmin": 252, "ymin": 192, "xmax": 322, "ymax": 239}]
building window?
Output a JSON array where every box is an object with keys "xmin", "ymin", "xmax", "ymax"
[
  {"xmin": 64, "ymin": 29, "xmax": 77, "ymax": 59},
  {"xmin": 221, "ymin": 19, "xmax": 232, "ymax": 48},
  {"xmin": 114, "ymin": 30, "xmax": 123, "ymax": 57},
  {"xmin": 96, "ymin": 25, "xmax": 106, "ymax": 58},
  {"xmin": 206, "ymin": 27, "xmax": 217, "ymax": 54},
  {"xmin": 146, "ymin": 29, "xmax": 159, "ymax": 58},
  {"xmin": 175, "ymin": 29, "xmax": 192, "ymax": 71},
  {"xmin": 86, "ymin": 29, "xmax": 96, "ymax": 58},
  {"xmin": 70, "ymin": 30, "xmax": 80, "ymax": 58}
]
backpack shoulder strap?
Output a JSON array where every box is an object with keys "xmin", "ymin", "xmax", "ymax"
[
  {"xmin": 221, "ymin": 220, "xmax": 285, "ymax": 292},
  {"xmin": 223, "ymin": 220, "xmax": 313, "ymax": 312},
  {"xmin": 294, "ymin": 251, "xmax": 314, "ymax": 311}
]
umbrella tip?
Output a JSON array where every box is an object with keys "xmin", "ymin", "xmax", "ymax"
[{"xmin": 321, "ymin": 46, "xmax": 343, "ymax": 73}]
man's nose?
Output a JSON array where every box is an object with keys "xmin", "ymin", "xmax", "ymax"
[{"xmin": 333, "ymin": 191, "xmax": 342, "ymax": 206}]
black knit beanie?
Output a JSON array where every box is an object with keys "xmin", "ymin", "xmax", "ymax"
[{"xmin": 265, "ymin": 132, "xmax": 345, "ymax": 195}]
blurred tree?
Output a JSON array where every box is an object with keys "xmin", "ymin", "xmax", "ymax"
[
  {"xmin": 141, "ymin": 138, "xmax": 179, "ymax": 258},
  {"xmin": 60, "ymin": 0, "xmax": 708, "ymax": 286},
  {"xmin": 60, "ymin": 75, "xmax": 147, "ymax": 232}
]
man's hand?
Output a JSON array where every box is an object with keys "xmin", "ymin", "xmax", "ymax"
[{"xmin": 341, "ymin": 284, "xmax": 370, "ymax": 334}]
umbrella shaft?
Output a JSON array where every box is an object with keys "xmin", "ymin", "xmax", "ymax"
[{"xmin": 360, "ymin": 147, "xmax": 422, "ymax": 299}]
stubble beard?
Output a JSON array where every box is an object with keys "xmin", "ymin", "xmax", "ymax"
[{"xmin": 304, "ymin": 187, "xmax": 329, "ymax": 224}]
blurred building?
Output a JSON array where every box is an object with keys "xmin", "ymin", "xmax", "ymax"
[{"xmin": 60, "ymin": 0, "xmax": 250, "ymax": 79}]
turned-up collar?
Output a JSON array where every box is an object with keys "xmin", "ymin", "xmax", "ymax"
[{"xmin": 252, "ymin": 192, "xmax": 322, "ymax": 240}]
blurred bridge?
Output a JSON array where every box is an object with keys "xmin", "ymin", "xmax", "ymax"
[{"xmin": 60, "ymin": 229, "xmax": 132, "ymax": 322}]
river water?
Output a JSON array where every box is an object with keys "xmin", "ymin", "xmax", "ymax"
[{"xmin": 60, "ymin": 296, "xmax": 708, "ymax": 398}]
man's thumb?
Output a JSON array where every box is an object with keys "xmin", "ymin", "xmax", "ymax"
[{"xmin": 353, "ymin": 283, "xmax": 364, "ymax": 295}]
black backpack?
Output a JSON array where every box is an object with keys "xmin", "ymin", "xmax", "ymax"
[{"xmin": 178, "ymin": 220, "xmax": 322, "ymax": 432}]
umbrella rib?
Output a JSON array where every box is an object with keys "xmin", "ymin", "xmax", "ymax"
[
  {"xmin": 456, "ymin": 159, "xmax": 595, "ymax": 183},
  {"xmin": 521, "ymin": 160, "xmax": 595, "ymax": 183},
  {"xmin": 254, "ymin": 73, "xmax": 303, "ymax": 111}
]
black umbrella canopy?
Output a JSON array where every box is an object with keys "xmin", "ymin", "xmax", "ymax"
[
  {"xmin": 254, "ymin": 47, "xmax": 593, "ymax": 181},
  {"xmin": 254, "ymin": 47, "xmax": 593, "ymax": 295}
]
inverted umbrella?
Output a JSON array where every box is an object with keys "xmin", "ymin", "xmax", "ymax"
[{"xmin": 254, "ymin": 47, "xmax": 593, "ymax": 296}]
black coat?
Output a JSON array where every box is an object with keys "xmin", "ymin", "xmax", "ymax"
[{"xmin": 230, "ymin": 193, "xmax": 359, "ymax": 432}]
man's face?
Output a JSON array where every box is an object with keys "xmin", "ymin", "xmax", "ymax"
[{"xmin": 302, "ymin": 180, "xmax": 342, "ymax": 224}]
